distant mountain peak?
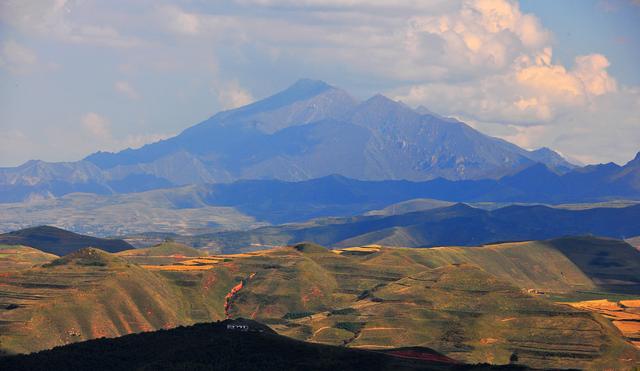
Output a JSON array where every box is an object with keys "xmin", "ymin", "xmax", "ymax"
[
  {"xmin": 287, "ymin": 78, "xmax": 333, "ymax": 92},
  {"xmin": 355, "ymin": 93, "xmax": 417, "ymax": 117},
  {"xmin": 365, "ymin": 93, "xmax": 399, "ymax": 105},
  {"xmin": 0, "ymin": 80, "xmax": 600, "ymax": 200},
  {"xmin": 527, "ymin": 147, "xmax": 575, "ymax": 172},
  {"xmin": 221, "ymin": 78, "xmax": 339, "ymax": 117},
  {"xmin": 628, "ymin": 151, "xmax": 640, "ymax": 166},
  {"xmin": 531, "ymin": 147, "xmax": 555, "ymax": 155}
]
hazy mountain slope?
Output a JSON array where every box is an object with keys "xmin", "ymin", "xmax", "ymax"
[
  {"xmin": 0, "ymin": 187, "xmax": 265, "ymax": 236},
  {"xmin": 365, "ymin": 199, "xmax": 455, "ymax": 216},
  {"xmin": 193, "ymin": 204, "xmax": 640, "ymax": 252},
  {"xmin": 0, "ymin": 226, "xmax": 133, "ymax": 255},
  {"xmin": 2, "ymin": 159, "xmax": 639, "ymax": 236},
  {"xmin": 0, "ymin": 79, "xmax": 576, "ymax": 202},
  {"xmin": 85, "ymin": 80, "xmax": 570, "ymax": 182},
  {"xmin": 350, "ymin": 95, "xmax": 558, "ymax": 180}
]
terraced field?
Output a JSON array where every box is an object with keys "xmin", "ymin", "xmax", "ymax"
[
  {"xmin": 562, "ymin": 299, "xmax": 640, "ymax": 349},
  {"xmin": 1, "ymin": 237, "xmax": 639, "ymax": 369},
  {"xmin": 0, "ymin": 248, "xmax": 194, "ymax": 354}
]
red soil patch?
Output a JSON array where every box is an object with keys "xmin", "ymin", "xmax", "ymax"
[
  {"xmin": 224, "ymin": 273, "xmax": 256, "ymax": 318},
  {"xmin": 202, "ymin": 272, "xmax": 217, "ymax": 291},
  {"xmin": 301, "ymin": 286, "xmax": 323, "ymax": 306}
]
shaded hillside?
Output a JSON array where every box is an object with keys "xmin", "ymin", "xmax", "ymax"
[
  {"xmin": 0, "ymin": 319, "xmax": 509, "ymax": 371},
  {"xmin": 187, "ymin": 204, "xmax": 640, "ymax": 252},
  {"xmin": 2, "ymin": 237, "xmax": 639, "ymax": 369},
  {"xmin": 0, "ymin": 79, "xmax": 575, "ymax": 203},
  {"xmin": 0, "ymin": 226, "xmax": 133, "ymax": 255},
  {"xmin": 199, "ymin": 155, "xmax": 640, "ymax": 223}
]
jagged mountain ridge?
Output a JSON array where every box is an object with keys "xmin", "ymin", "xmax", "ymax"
[{"xmin": 0, "ymin": 79, "xmax": 576, "ymax": 202}]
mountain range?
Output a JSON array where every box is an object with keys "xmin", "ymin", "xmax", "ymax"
[
  {"xmin": 1, "ymin": 156, "xmax": 639, "ymax": 236},
  {"xmin": 174, "ymin": 203, "xmax": 640, "ymax": 259},
  {"xmin": 0, "ymin": 79, "xmax": 578, "ymax": 203}
]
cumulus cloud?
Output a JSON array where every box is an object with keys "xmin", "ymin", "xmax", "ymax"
[
  {"xmin": 394, "ymin": 49, "xmax": 619, "ymax": 125},
  {"xmin": 401, "ymin": 0, "xmax": 550, "ymax": 79}
]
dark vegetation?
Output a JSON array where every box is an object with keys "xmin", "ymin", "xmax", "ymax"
[{"xmin": 0, "ymin": 319, "xmax": 529, "ymax": 371}]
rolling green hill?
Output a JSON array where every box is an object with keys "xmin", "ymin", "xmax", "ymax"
[{"xmin": 1, "ymin": 237, "xmax": 639, "ymax": 369}]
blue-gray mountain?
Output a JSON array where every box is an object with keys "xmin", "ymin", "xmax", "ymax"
[{"xmin": 0, "ymin": 79, "xmax": 577, "ymax": 202}]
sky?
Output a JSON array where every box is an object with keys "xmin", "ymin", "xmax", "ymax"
[{"xmin": 0, "ymin": 0, "xmax": 639, "ymax": 167}]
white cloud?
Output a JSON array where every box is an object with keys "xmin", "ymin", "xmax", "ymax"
[
  {"xmin": 216, "ymin": 80, "xmax": 254, "ymax": 109},
  {"xmin": 400, "ymin": 0, "xmax": 550, "ymax": 79},
  {"xmin": 80, "ymin": 113, "xmax": 172, "ymax": 154},
  {"xmin": 499, "ymin": 125, "xmax": 547, "ymax": 150},
  {"xmin": 81, "ymin": 112, "xmax": 111, "ymax": 139},
  {"xmin": 114, "ymin": 81, "xmax": 140, "ymax": 100},
  {"xmin": 394, "ymin": 49, "xmax": 619, "ymax": 125},
  {"xmin": 157, "ymin": 5, "xmax": 201, "ymax": 35},
  {"xmin": 0, "ymin": 0, "xmax": 140, "ymax": 48},
  {"xmin": 0, "ymin": 40, "xmax": 37, "ymax": 74}
]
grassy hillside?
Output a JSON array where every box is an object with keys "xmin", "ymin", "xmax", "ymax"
[
  {"xmin": 0, "ymin": 245, "xmax": 58, "ymax": 272},
  {"xmin": 0, "ymin": 248, "xmax": 197, "ymax": 354},
  {"xmin": 116, "ymin": 242, "xmax": 207, "ymax": 265},
  {"xmin": 1, "ymin": 237, "xmax": 639, "ymax": 369},
  {"xmin": 0, "ymin": 226, "xmax": 133, "ymax": 255}
]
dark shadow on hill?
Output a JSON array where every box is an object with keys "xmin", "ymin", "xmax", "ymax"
[
  {"xmin": 0, "ymin": 319, "xmax": 532, "ymax": 371},
  {"xmin": 0, "ymin": 226, "xmax": 133, "ymax": 255}
]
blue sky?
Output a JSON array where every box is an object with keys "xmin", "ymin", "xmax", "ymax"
[{"xmin": 0, "ymin": 0, "xmax": 638, "ymax": 167}]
